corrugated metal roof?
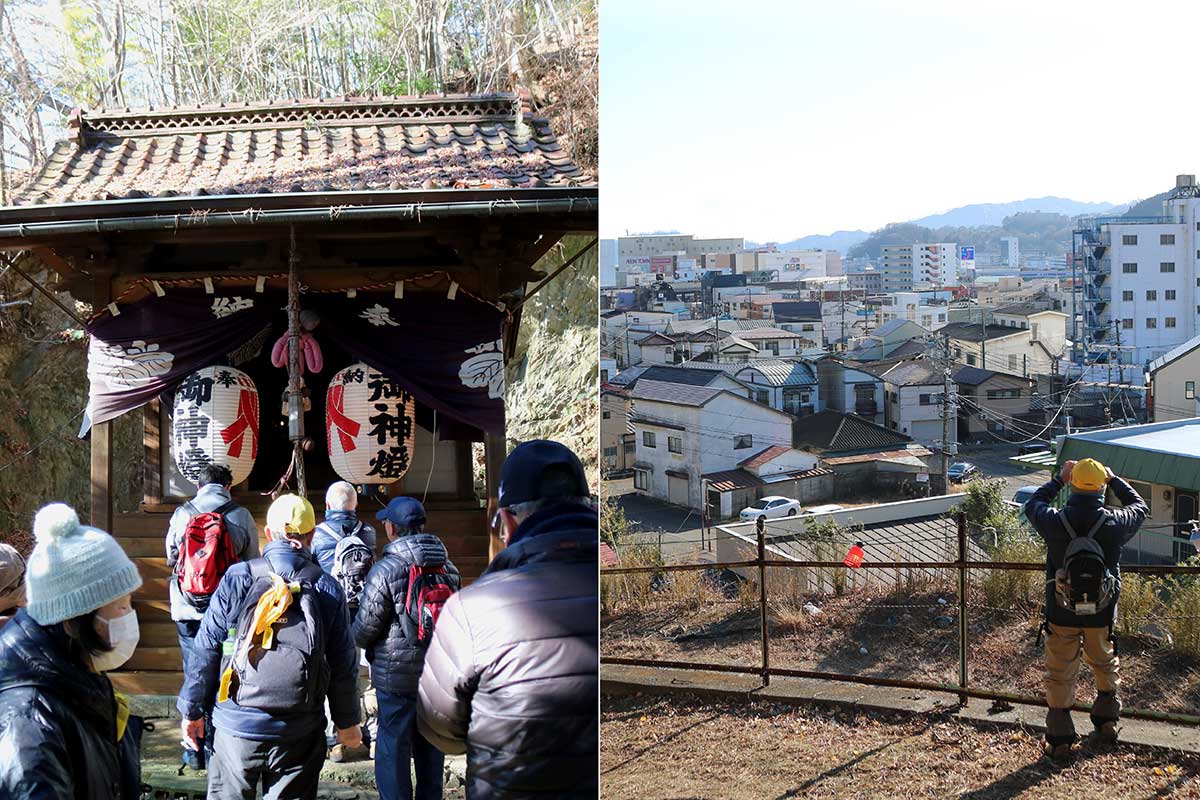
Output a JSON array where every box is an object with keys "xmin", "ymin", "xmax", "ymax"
[
  {"xmin": 736, "ymin": 327, "xmax": 798, "ymax": 340},
  {"xmin": 1058, "ymin": 421, "xmax": 1200, "ymax": 492},
  {"xmin": 628, "ymin": 379, "xmax": 724, "ymax": 407},
  {"xmin": 738, "ymin": 445, "xmax": 793, "ymax": 468},
  {"xmin": 736, "ymin": 360, "xmax": 817, "ymax": 387},
  {"xmin": 636, "ymin": 366, "xmax": 726, "ymax": 387},
  {"xmin": 702, "ymin": 468, "xmax": 764, "ymax": 492},
  {"xmin": 821, "ymin": 446, "xmax": 932, "ymax": 465}
]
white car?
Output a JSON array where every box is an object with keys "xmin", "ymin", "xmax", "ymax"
[{"xmin": 739, "ymin": 495, "xmax": 802, "ymax": 521}]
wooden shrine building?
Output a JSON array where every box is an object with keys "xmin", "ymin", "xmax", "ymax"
[{"xmin": 0, "ymin": 95, "xmax": 596, "ymax": 692}]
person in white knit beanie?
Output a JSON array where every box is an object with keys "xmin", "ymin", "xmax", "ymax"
[{"xmin": 0, "ymin": 503, "xmax": 145, "ymax": 796}]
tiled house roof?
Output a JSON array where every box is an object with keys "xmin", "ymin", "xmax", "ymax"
[
  {"xmin": 792, "ymin": 410, "xmax": 912, "ymax": 453},
  {"xmin": 10, "ymin": 94, "xmax": 591, "ymax": 207}
]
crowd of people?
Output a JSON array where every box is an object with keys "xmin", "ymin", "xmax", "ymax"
[{"xmin": 0, "ymin": 439, "xmax": 599, "ymax": 800}]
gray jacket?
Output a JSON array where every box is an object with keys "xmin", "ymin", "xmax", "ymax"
[
  {"xmin": 417, "ymin": 505, "xmax": 598, "ymax": 800},
  {"xmin": 165, "ymin": 484, "xmax": 259, "ymax": 622}
]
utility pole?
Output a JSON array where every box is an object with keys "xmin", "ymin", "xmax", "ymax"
[
  {"xmin": 713, "ymin": 313, "xmax": 719, "ymax": 363},
  {"xmin": 940, "ymin": 334, "xmax": 953, "ymax": 494}
]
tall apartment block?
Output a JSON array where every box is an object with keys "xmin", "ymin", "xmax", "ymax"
[
  {"xmin": 879, "ymin": 243, "xmax": 959, "ymax": 292},
  {"xmin": 1073, "ymin": 174, "xmax": 1200, "ymax": 365}
]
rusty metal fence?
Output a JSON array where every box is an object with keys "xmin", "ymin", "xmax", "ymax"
[{"xmin": 601, "ymin": 512, "xmax": 1200, "ymax": 726}]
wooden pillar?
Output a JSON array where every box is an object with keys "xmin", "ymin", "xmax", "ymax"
[
  {"xmin": 485, "ymin": 432, "xmax": 507, "ymax": 559},
  {"xmin": 142, "ymin": 399, "xmax": 162, "ymax": 507},
  {"xmin": 91, "ymin": 270, "xmax": 113, "ymax": 531}
]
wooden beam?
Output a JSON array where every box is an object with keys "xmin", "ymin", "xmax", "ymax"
[
  {"xmin": 142, "ymin": 399, "xmax": 162, "ymax": 506},
  {"xmin": 91, "ymin": 269, "xmax": 114, "ymax": 531},
  {"xmin": 455, "ymin": 440, "xmax": 474, "ymax": 499},
  {"xmin": 484, "ymin": 432, "xmax": 507, "ymax": 560}
]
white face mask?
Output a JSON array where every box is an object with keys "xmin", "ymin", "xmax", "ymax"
[{"xmin": 91, "ymin": 609, "xmax": 140, "ymax": 672}]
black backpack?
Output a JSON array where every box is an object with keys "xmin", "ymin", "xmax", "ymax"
[
  {"xmin": 220, "ymin": 559, "xmax": 327, "ymax": 713},
  {"xmin": 1054, "ymin": 510, "xmax": 1115, "ymax": 615},
  {"xmin": 324, "ymin": 521, "xmax": 374, "ymax": 614}
]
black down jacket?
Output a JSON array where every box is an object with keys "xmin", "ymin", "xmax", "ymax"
[
  {"xmin": 353, "ymin": 533, "xmax": 461, "ymax": 696},
  {"xmin": 417, "ymin": 504, "xmax": 599, "ymax": 800},
  {"xmin": 0, "ymin": 609, "xmax": 123, "ymax": 799}
]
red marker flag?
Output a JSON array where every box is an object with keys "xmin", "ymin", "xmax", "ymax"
[{"xmin": 843, "ymin": 542, "xmax": 865, "ymax": 569}]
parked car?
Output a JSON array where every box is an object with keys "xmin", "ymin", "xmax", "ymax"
[
  {"xmin": 947, "ymin": 462, "xmax": 981, "ymax": 483},
  {"xmin": 1012, "ymin": 486, "xmax": 1038, "ymax": 506},
  {"xmin": 1016, "ymin": 442, "xmax": 1048, "ymax": 456},
  {"xmin": 739, "ymin": 495, "xmax": 802, "ymax": 521}
]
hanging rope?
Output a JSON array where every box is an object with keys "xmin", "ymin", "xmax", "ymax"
[{"xmin": 286, "ymin": 225, "xmax": 307, "ymax": 496}]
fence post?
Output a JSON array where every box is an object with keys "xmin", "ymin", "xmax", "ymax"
[
  {"xmin": 757, "ymin": 516, "xmax": 770, "ymax": 687},
  {"xmin": 957, "ymin": 511, "xmax": 968, "ymax": 707}
]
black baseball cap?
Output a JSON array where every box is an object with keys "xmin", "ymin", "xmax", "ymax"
[{"xmin": 498, "ymin": 440, "xmax": 590, "ymax": 508}]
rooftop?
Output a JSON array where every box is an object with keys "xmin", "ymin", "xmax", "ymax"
[
  {"xmin": 1057, "ymin": 419, "xmax": 1200, "ymax": 492},
  {"xmin": 1147, "ymin": 333, "xmax": 1200, "ymax": 374},
  {"xmin": 939, "ymin": 322, "xmax": 1023, "ymax": 342},
  {"xmin": 738, "ymin": 444, "xmax": 795, "ymax": 469},
  {"xmin": 771, "ymin": 300, "xmax": 822, "ymax": 321},
  {"xmin": 629, "ymin": 365, "xmax": 730, "ymax": 388},
  {"xmin": 6, "ymin": 95, "xmax": 592, "ymax": 213},
  {"xmin": 628, "ymin": 379, "xmax": 724, "ymax": 407},
  {"xmin": 792, "ymin": 410, "xmax": 913, "ymax": 453},
  {"xmin": 877, "ymin": 359, "xmax": 943, "ymax": 387},
  {"xmin": 735, "ymin": 327, "xmax": 800, "ymax": 341},
  {"xmin": 736, "ymin": 360, "xmax": 818, "ymax": 386}
]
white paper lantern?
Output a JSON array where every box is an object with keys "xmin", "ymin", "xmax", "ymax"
[
  {"xmin": 172, "ymin": 366, "xmax": 259, "ymax": 485},
  {"xmin": 326, "ymin": 363, "xmax": 415, "ymax": 485}
]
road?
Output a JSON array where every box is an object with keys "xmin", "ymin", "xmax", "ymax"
[
  {"xmin": 614, "ymin": 493, "xmax": 715, "ymax": 564},
  {"xmin": 955, "ymin": 444, "xmax": 1052, "ymax": 501}
]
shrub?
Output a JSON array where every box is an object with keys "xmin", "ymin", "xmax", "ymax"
[
  {"xmin": 957, "ymin": 478, "xmax": 1023, "ymax": 535},
  {"xmin": 976, "ymin": 527, "xmax": 1046, "ymax": 612},
  {"xmin": 1163, "ymin": 556, "xmax": 1200, "ymax": 658},
  {"xmin": 600, "ymin": 543, "xmax": 661, "ymax": 615},
  {"xmin": 1115, "ymin": 572, "xmax": 1165, "ymax": 639}
]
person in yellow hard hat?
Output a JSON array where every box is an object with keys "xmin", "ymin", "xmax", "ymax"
[
  {"xmin": 176, "ymin": 493, "xmax": 363, "ymax": 799},
  {"xmin": 1025, "ymin": 458, "xmax": 1148, "ymax": 759}
]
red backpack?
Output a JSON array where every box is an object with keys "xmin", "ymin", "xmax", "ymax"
[
  {"xmin": 176, "ymin": 500, "xmax": 240, "ymax": 610},
  {"xmin": 403, "ymin": 565, "xmax": 455, "ymax": 645}
]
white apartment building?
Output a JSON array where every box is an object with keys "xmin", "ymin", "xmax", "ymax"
[
  {"xmin": 1000, "ymin": 237, "xmax": 1020, "ymax": 269},
  {"xmin": 880, "ymin": 243, "xmax": 959, "ymax": 292},
  {"xmin": 877, "ymin": 292, "xmax": 951, "ymax": 331},
  {"xmin": 1076, "ymin": 176, "xmax": 1200, "ymax": 365},
  {"xmin": 629, "ymin": 380, "xmax": 795, "ymax": 509},
  {"xmin": 618, "ymin": 234, "xmax": 745, "ymax": 266}
]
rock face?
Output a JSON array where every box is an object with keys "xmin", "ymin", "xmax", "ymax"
[{"xmin": 503, "ymin": 236, "xmax": 599, "ymax": 489}]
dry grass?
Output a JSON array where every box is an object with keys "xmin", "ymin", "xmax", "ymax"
[{"xmin": 602, "ymin": 693, "xmax": 1200, "ymax": 799}]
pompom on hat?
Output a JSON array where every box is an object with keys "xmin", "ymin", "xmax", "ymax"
[{"xmin": 25, "ymin": 503, "xmax": 143, "ymax": 626}]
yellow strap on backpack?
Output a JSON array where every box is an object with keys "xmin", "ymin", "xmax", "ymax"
[
  {"xmin": 216, "ymin": 573, "xmax": 295, "ymax": 703},
  {"xmin": 114, "ymin": 691, "xmax": 130, "ymax": 741}
]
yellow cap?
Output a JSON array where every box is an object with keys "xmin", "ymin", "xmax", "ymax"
[
  {"xmin": 266, "ymin": 494, "xmax": 315, "ymax": 535},
  {"xmin": 1071, "ymin": 458, "xmax": 1108, "ymax": 493}
]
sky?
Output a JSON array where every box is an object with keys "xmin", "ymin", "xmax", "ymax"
[{"xmin": 600, "ymin": 0, "xmax": 1200, "ymax": 242}]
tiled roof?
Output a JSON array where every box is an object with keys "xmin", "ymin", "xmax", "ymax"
[
  {"xmin": 609, "ymin": 366, "xmax": 649, "ymax": 386},
  {"xmin": 877, "ymin": 359, "xmax": 942, "ymax": 387},
  {"xmin": 628, "ymin": 379, "xmax": 724, "ymax": 407},
  {"xmin": 738, "ymin": 445, "xmax": 793, "ymax": 468},
  {"xmin": 636, "ymin": 332, "xmax": 675, "ymax": 345},
  {"xmin": 939, "ymin": 322, "xmax": 1021, "ymax": 342},
  {"xmin": 1148, "ymin": 333, "xmax": 1200, "ymax": 374},
  {"xmin": 952, "ymin": 364, "xmax": 1000, "ymax": 386},
  {"xmin": 885, "ymin": 339, "xmax": 927, "ymax": 360},
  {"xmin": 771, "ymin": 301, "xmax": 821, "ymax": 321},
  {"xmin": 792, "ymin": 410, "xmax": 912, "ymax": 453},
  {"xmin": 735, "ymin": 327, "xmax": 798, "ymax": 341},
  {"xmin": 600, "ymin": 542, "xmax": 619, "ymax": 567},
  {"xmin": 736, "ymin": 360, "xmax": 817, "ymax": 386},
  {"xmin": 991, "ymin": 303, "xmax": 1053, "ymax": 317},
  {"xmin": 635, "ymin": 366, "xmax": 727, "ymax": 387},
  {"xmin": 9, "ymin": 95, "xmax": 591, "ymax": 207}
]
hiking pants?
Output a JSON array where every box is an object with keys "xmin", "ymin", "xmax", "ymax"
[
  {"xmin": 1044, "ymin": 623, "xmax": 1121, "ymax": 741},
  {"xmin": 207, "ymin": 729, "xmax": 326, "ymax": 800},
  {"xmin": 375, "ymin": 689, "xmax": 444, "ymax": 800}
]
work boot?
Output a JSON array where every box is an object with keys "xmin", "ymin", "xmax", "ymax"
[
  {"xmin": 1091, "ymin": 690, "xmax": 1121, "ymax": 741},
  {"xmin": 1042, "ymin": 738, "xmax": 1077, "ymax": 761},
  {"xmin": 1091, "ymin": 720, "xmax": 1119, "ymax": 744},
  {"xmin": 329, "ymin": 742, "xmax": 369, "ymax": 763}
]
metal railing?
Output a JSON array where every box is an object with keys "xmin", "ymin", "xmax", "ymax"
[{"xmin": 601, "ymin": 512, "xmax": 1200, "ymax": 726}]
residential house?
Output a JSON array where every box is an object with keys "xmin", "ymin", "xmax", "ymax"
[
  {"xmin": 599, "ymin": 357, "xmax": 616, "ymax": 385},
  {"xmin": 1148, "ymin": 334, "xmax": 1200, "ymax": 422},
  {"xmin": 1054, "ymin": 419, "xmax": 1200, "ymax": 563},
  {"xmin": 629, "ymin": 379, "xmax": 794, "ymax": 510},
  {"xmin": 939, "ymin": 310, "xmax": 1066, "ymax": 377},
  {"xmin": 815, "ymin": 357, "xmax": 885, "ymax": 426},
  {"xmin": 735, "ymin": 360, "xmax": 820, "ymax": 415},
  {"xmin": 951, "ymin": 365, "xmax": 1037, "ymax": 443},
  {"xmin": 792, "ymin": 410, "xmax": 935, "ymax": 496},
  {"xmin": 876, "ymin": 292, "xmax": 951, "ymax": 331},
  {"xmin": 702, "ymin": 446, "xmax": 833, "ymax": 520},
  {"xmin": 862, "ymin": 358, "xmax": 957, "ymax": 448},
  {"xmin": 771, "ymin": 301, "xmax": 824, "ymax": 345},
  {"xmin": 844, "ymin": 319, "xmax": 928, "ymax": 362},
  {"xmin": 601, "ymin": 308, "xmax": 676, "ymax": 367},
  {"xmin": 736, "ymin": 327, "xmax": 811, "ymax": 358},
  {"xmin": 600, "ymin": 386, "xmax": 635, "ymax": 475}
]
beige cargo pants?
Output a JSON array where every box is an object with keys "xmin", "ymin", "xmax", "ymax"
[{"xmin": 1044, "ymin": 623, "xmax": 1120, "ymax": 707}]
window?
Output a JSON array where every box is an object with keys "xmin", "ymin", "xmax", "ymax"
[
  {"xmin": 1161, "ymin": 234, "xmax": 1176, "ymax": 245},
  {"xmin": 1147, "ymin": 290, "xmax": 1157, "ymax": 301},
  {"xmin": 801, "ymin": 323, "xmax": 815, "ymax": 331},
  {"xmin": 1122, "ymin": 263, "xmax": 1138, "ymax": 273},
  {"xmin": 986, "ymin": 389, "xmax": 1021, "ymax": 400},
  {"xmin": 1008, "ymin": 354, "xmax": 1019, "ymax": 371},
  {"xmin": 603, "ymin": 446, "xmax": 617, "ymax": 458},
  {"xmin": 600, "ymin": 369, "xmax": 609, "ymax": 383},
  {"xmin": 1166, "ymin": 317, "xmax": 1177, "ymax": 328},
  {"xmin": 634, "ymin": 470, "xmax": 649, "ymax": 490},
  {"xmin": 919, "ymin": 393, "xmax": 932, "ymax": 405},
  {"xmin": 734, "ymin": 434, "xmax": 753, "ymax": 450},
  {"xmin": 642, "ymin": 431, "xmax": 656, "ymax": 448},
  {"xmin": 1161, "ymin": 262, "xmax": 1176, "ymax": 273},
  {"xmin": 1146, "ymin": 317, "xmax": 1157, "ymax": 329},
  {"xmin": 1122, "ymin": 318, "xmax": 1133, "ymax": 329},
  {"xmin": 1122, "ymin": 291, "xmax": 1134, "ymax": 302},
  {"xmin": 624, "ymin": 440, "xmax": 636, "ymax": 454},
  {"xmin": 602, "ymin": 411, "xmax": 611, "ymax": 419},
  {"xmin": 668, "ymin": 436, "xmax": 682, "ymax": 453},
  {"xmin": 754, "ymin": 389, "xmax": 770, "ymax": 405},
  {"xmin": 1187, "ymin": 381, "xmax": 1196, "ymax": 400},
  {"xmin": 1167, "ymin": 290, "xmax": 1177, "ymax": 300},
  {"xmin": 1122, "ymin": 235, "xmax": 1138, "ymax": 245},
  {"xmin": 966, "ymin": 354, "xmax": 977, "ymax": 366}
]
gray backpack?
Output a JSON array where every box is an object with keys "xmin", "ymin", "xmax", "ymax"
[
  {"xmin": 220, "ymin": 559, "xmax": 327, "ymax": 713},
  {"xmin": 1055, "ymin": 510, "xmax": 1115, "ymax": 615},
  {"xmin": 324, "ymin": 522, "xmax": 374, "ymax": 614}
]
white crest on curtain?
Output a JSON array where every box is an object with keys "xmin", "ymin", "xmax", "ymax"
[
  {"xmin": 458, "ymin": 338, "xmax": 504, "ymax": 400},
  {"xmin": 361, "ymin": 304, "xmax": 400, "ymax": 327},
  {"xmin": 212, "ymin": 296, "xmax": 254, "ymax": 318},
  {"xmin": 89, "ymin": 339, "xmax": 175, "ymax": 389}
]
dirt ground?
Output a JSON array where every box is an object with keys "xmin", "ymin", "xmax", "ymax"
[
  {"xmin": 601, "ymin": 587, "xmax": 1200, "ymax": 716},
  {"xmin": 601, "ymin": 693, "xmax": 1200, "ymax": 799}
]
